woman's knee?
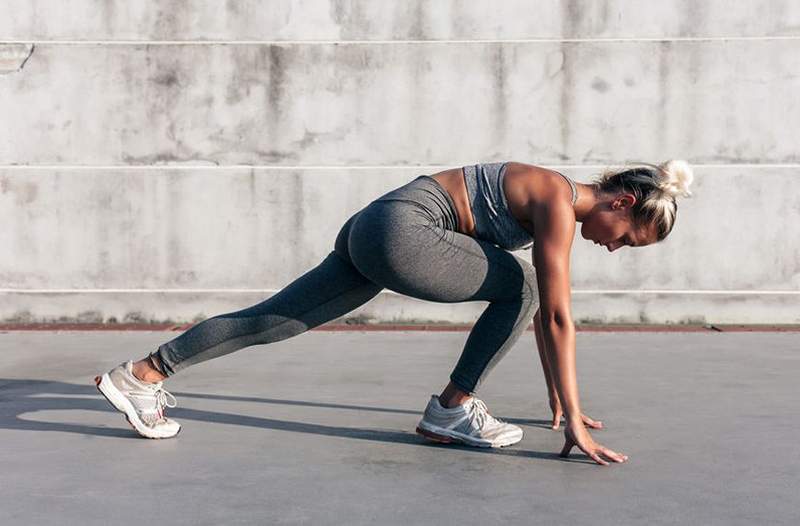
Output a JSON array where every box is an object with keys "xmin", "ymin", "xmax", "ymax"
[
  {"xmin": 516, "ymin": 262, "xmax": 540, "ymax": 323},
  {"xmin": 506, "ymin": 255, "xmax": 538, "ymax": 303},
  {"xmin": 521, "ymin": 263, "xmax": 539, "ymax": 300}
]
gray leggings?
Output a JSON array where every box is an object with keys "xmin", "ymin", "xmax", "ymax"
[{"xmin": 151, "ymin": 175, "xmax": 539, "ymax": 394}]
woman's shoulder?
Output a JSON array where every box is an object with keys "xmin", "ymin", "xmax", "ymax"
[
  {"xmin": 504, "ymin": 161, "xmax": 561, "ymax": 177},
  {"xmin": 503, "ymin": 162, "xmax": 575, "ymax": 209}
]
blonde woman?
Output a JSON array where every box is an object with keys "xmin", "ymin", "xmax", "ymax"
[{"xmin": 95, "ymin": 160, "xmax": 693, "ymax": 466}]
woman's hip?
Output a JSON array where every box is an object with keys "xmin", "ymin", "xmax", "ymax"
[
  {"xmin": 343, "ymin": 199, "xmax": 537, "ymax": 303},
  {"xmin": 335, "ymin": 175, "xmax": 460, "ymax": 264}
]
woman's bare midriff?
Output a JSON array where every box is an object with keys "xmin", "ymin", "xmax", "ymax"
[
  {"xmin": 429, "ymin": 161, "xmax": 550, "ymax": 238},
  {"xmin": 428, "ymin": 167, "xmax": 477, "ymax": 236}
]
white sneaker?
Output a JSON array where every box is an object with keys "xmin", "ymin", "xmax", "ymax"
[
  {"xmin": 416, "ymin": 394, "xmax": 523, "ymax": 448},
  {"xmin": 94, "ymin": 360, "xmax": 181, "ymax": 439}
]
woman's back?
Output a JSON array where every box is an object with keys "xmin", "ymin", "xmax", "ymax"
[{"xmin": 430, "ymin": 161, "xmax": 578, "ymax": 251}]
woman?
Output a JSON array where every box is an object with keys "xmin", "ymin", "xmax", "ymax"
[{"xmin": 95, "ymin": 160, "xmax": 693, "ymax": 466}]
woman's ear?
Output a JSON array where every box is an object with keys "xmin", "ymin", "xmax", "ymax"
[{"xmin": 611, "ymin": 193, "xmax": 637, "ymax": 210}]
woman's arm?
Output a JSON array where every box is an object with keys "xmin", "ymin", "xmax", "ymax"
[
  {"xmin": 534, "ymin": 307, "xmax": 604, "ymax": 430},
  {"xmin": 533, "ymin": 309, "xmax": 559, "ymax": 407},
  {"xmin": 530, "ymin": 198, "xmax": 581, "ymax": 419},
  {"xmin": 530, "ymin": 197, "xmax": 626, "ymax": 465}
]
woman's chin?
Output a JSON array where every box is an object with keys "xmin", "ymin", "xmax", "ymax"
[{"xmin": 579, "ymin": 223, "xmax": 592, "ymax": 241}]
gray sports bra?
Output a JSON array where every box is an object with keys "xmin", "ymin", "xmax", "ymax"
[{"xmin": 462, "ymin": 162, "xmax": 578, "ymax": 251}]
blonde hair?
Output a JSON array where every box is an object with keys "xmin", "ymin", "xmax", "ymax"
[{"xmin": 594, "ymin": 160, "xmax": 694, "ymax": 241}]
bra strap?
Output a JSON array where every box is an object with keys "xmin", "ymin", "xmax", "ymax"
[{"xmin": 556, "ymin": 171, "xmax": 578, "ymax": 205}]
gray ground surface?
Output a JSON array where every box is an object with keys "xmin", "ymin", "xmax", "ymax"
[{"xmin": 1, "ymin": 330, "xmax": 798, "ymax": 525}]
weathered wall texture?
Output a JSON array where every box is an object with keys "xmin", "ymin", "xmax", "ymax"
[{"xmin": 1, "ymin": 1, "xmax": 798, "ymax": 324}]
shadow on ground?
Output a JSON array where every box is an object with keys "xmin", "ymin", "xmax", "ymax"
[{"xmin": 0, "ymin": 378, "xmax": 591, "ymax": 463}]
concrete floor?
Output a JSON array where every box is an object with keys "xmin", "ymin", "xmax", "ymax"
[{"xmin": 1, "ymin": 330, "xmax": 798, "ymax": 525}]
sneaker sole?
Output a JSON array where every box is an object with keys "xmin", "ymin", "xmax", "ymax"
[
  {"xmin": 415, "ymin": 421, "xmax": 521, "ymax": 448},
  {"xmin": 94, "ymin": 374, "xmax": 181, "ymax": 439}
]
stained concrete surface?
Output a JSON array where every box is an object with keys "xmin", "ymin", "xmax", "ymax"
[
  {"xmin": 5, "ymin": 0, "xmax": 800, "ymax": 40},
  {"xmin": 1, "ymin": 330, "xmax": 798, "ymax": 525},
  {"xmin": 4, "ymin": 3, "xmax": 800, "ymax": 325},
  {"xmin": 3, "ymin": 166, "xmax": 799, "ymax": 325}
]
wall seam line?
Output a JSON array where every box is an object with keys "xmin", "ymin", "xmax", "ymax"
[
  {"xmin": 3, "ymin": 37, "xmax": 800, "ymax": 44},
  {"xmin": 1, "ymin": 289, "xmax": 797, "ymax": 295},
  {"xmin": 3, "ymin": 164, "xmax": 800, "ymax": 170}
]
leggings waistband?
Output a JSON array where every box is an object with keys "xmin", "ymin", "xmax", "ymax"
[{"xmin": 371, "ymin": 175, "xmax": 459, "ymax": 232}]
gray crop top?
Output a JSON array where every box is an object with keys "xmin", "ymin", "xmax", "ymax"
[{"xmin": 462, "ymin": 162, "xmax": 578, "ymax": 251}]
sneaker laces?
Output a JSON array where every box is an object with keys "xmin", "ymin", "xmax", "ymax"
[
  {"xmin": 153, "ymin": 387, "xmax": 178, "ymax": 420},
  {"xmin": 469, "ymin": 398, "xmax": 504, "ymax": 430}
]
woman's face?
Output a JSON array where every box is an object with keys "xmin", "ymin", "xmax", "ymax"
[{"xmin": 580, "ymin": 193, "xmax": 658, "ymax": 252}]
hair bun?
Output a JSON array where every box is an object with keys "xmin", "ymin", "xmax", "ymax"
[{"xmin": 658, "ymin": 159, "xmax": 693, "ymax": 198}]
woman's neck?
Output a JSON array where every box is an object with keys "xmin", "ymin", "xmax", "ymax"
[{"xmin": 573, "ymin": 182, "xmax": 602, "ymax": 222}]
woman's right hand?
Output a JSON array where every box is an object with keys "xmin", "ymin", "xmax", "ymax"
[{"xmin": 560, "ymin": 419, "xmax": 629, "ymax": 466}]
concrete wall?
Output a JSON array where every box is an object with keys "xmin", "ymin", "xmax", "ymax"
[{"xmin": 1, "ymin": 1, "xmax": 798, "ymax": 324}]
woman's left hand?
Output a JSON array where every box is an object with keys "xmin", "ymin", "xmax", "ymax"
[{"xmin": 549, "ymin": 396, "xmax": 603, "ymax": 430}]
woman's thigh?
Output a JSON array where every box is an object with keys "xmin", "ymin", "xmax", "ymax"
[{"xmin": 346, "ymin": 200, "xmax": 538, "ymax": 304}]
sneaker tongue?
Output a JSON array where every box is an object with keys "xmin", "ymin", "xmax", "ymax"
[
  {"xmin": 132, "ymin": 376, "xmax": 161, "ymax": 390},
  {"xmin": 124, "ymin": 363, "xmax": 161, "ymax": 389},
  {"xmin": 469, "ymin": 398, "xmax": 488, "ymax": 416}
]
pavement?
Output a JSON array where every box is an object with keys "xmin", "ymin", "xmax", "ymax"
[{"xmin": 1, "ymin": 330, "xmax": 798, "ymax": 525}]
